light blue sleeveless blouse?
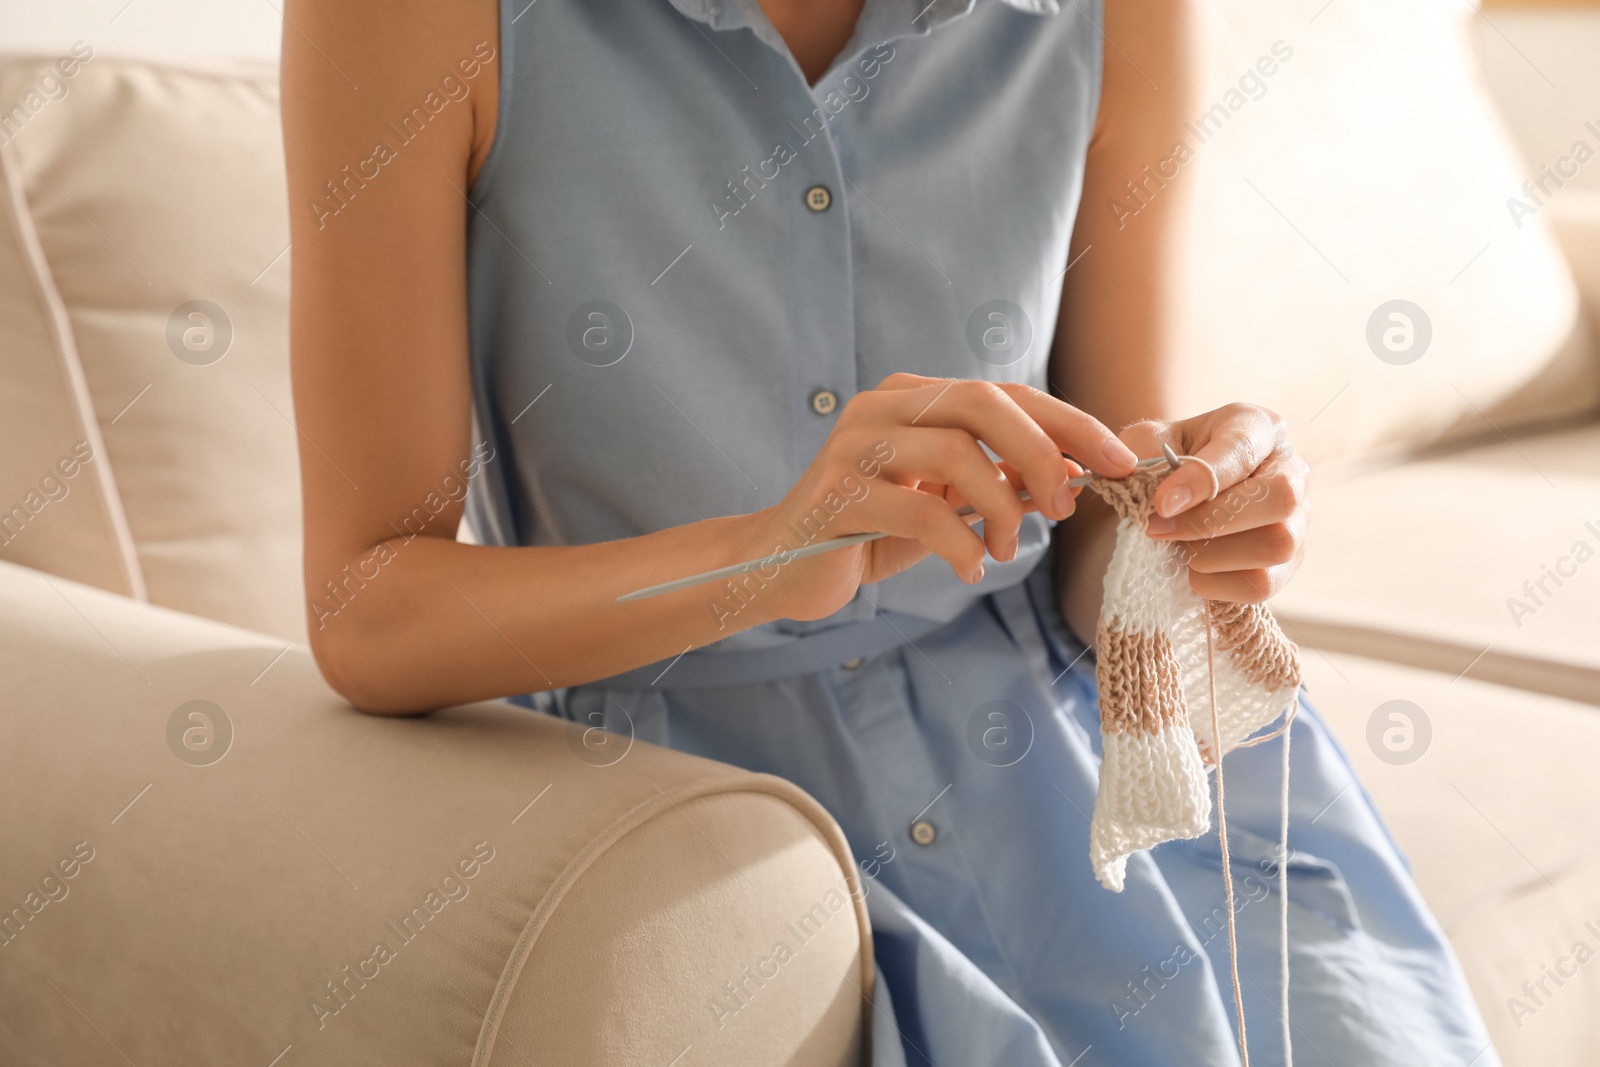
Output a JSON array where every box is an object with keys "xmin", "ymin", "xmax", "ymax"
[
  {"xmin": 464, "ymin": 0, "xmax": 1097, "ymax": 672},
  {"xmin": 463, "ymin": 2, "xmax": 1502, "ymax": 1064}
]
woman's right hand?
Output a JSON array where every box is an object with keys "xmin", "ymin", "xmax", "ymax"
[{"xmin": 747, "ymin": 373, "xmax": 1140, "ymax": 623}]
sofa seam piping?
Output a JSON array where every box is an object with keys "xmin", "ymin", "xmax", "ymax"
[
  {"xmin": 0, "ymin": 134, "xmax": 148, "ymax": 601},
  {"xmin": 470, "ymin": 771, "xmax": 874, "ymax": 1066}
]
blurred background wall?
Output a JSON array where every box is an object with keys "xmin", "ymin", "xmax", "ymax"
[
  {"xmin": 2, "ymin": 0, "xmax": 1596, "ymax": 192},
  {"xmin": 0, "ymin": 0, "xmax": 281, "ymax": 64}
]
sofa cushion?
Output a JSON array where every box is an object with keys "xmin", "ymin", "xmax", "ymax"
[
  {"xmin": 1471, "ymin": 9, "xmax": 1600, "ymax": 200},
  {"xmin": 1478, "ymin": 9, "xmax": 1600, "ymax": 363},
  {"xmin": 1303, "ymin": 650, "xmax": 1600, "ymax": 1067},
  {"xmin": 0, "ymin": 49, "xmax": 139, "ymax": 600},
  {"xmin": 1549, "ymin": 193, "xmax": 1600, "ymax": 346},
  {"xmin": 0, "ymin": 559, "xmax": 869, "ymax": 1066},
  {"xmin": 1177, "ymin": 0, "xmax": 1597, "ymax": 470},
  {"xmin": 1275, "ymin": 420, "xmax": 1600, "ymax": 705},
  {"xmin": 0, "ymin": 52, "xmax": 306, "ymax": 643}
]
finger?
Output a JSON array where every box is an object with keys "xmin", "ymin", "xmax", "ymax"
[
  {"xmin": 914, "ymin": 483, "xmax": 989, "ymax": 528},
  {"xmin": 1145, "ymin": 469, "xmax": 1303, "ymax": 541},
  {"xmin": 887, "ymin": 381, "xmax": 1107, "ymax": 519},
  {"xmin": 867, "ymin": 379, "xmax": 1125, "ymax": 513},
  {"xmin": 875, "ymin": 381, "xmax": 1073, "ymax": 520},
  {"xmin": 1188, "ymin": 561, "xmax": 1297, "ymax": 604},
  {"xmin": 882, "ymin": 428, "xmax": 1027, "ymax": 561},
  {"xmin": 1118, "ymin": 419, "xmax": 1170, "ymax": 459},
  {"xmin": 1179, "ymin": 521, "xmax": 1303, "ymax": 574},
  {"xmin": 992, "ymin": 459, "xmax": 1077, "ymax": 517},
  {"xmin": 867, "ymin": 482, "xmax": 989, "ymax": 584},
  {"xmin": 1153, "ymin": 408, "xmax": 1280, "ymax": 519},
  {"xmin": 997, "ymin": 382, "xmax": 1140, "ymax": 478},
  {"xmin": 875, "ymin": 371, "xmax": 945, "ymax": 393}
]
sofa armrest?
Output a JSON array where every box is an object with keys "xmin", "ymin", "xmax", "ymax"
[{"xmin": 0, "ymin": 560, "xmax": 869, "ymax": 1066}]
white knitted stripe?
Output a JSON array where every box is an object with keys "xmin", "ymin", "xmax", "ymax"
[
  {"xmin": 1169, "ymin": 595, "xmax": 1298, "ymax": 756},
  {"xmin": 1090, "ymin": 726, "xmax": 1211, "ymax": 891},
  {"xmin": 1099, "ymin": 517, "xmax": 1185, "ymax": 634}
]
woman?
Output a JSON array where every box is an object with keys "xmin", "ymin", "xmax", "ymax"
[{"xmin": 282, "ymin": 0, "xmax": 1498, "ymax": 1062}]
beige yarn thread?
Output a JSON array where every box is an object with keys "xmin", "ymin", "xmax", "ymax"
[
  {"xmin": 1087, "ymin": 459, "xmax": 1302, "ymax": 1067},
  {"xmin": 1205, "ymin": 601, "xmax": 1249, "ymax": 1064}
]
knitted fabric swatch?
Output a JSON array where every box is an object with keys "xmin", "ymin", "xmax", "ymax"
[{"xmin": 1086, "ymin": 468, "xmax": 1302, "ymax": 892}]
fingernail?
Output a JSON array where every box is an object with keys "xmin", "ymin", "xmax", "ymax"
[
  {"xmin": 1104, "ymin": 439, "xmax": 1138, "ymax": 468},
  {"xmin": 1159, "ymin": 487, "xmax": 1191, "ymax": 518},
  {"xmin": 968, "ymin": 562, "xmax": 986, "ymax": 584},
  {"xmin": 1006, "ymin": 534, "xmax": 1019, "ymax": 561},
  {"xmin": 1052, "ymin": 482, "xmax": 1074, "ymax": 516},
  {"xmin": 1146, "ymin": 515, "xmax": 1175, "ymax": 536}
]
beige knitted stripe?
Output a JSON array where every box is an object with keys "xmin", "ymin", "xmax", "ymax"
[
  {"xmin": 1089, "ymin": 467, "xmax": 1303, "ymax": 698},
  {"xmin": 1095, "ymin": 620, "xmax": 1188, "ymax": 735},
  {"xmin": 1205, "ymin": 599, "xmax": 1302, "ymax": 693},
  {"xmin": 1090, "ymin": 467, "xmax": 1164, "ymax": 523}
]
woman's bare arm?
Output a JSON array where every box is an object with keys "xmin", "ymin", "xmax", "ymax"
[
  {"xmin": 283, "ymin": 0, "xmax": 1135, "ymax": 713},
  {"xmin": 1055, "ymin": 0, "xmax": 1309, "ymax": 644},
  {"xmin": 282, "ymin": 0, "xmax": 789, "ymax": 713},
  {"xmin": 1053, "ymin": 0, "xmax": 1201, "ymax": 642}
]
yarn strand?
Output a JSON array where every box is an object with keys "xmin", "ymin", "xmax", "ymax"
[
  {"xmin": 1205, "ymin": 603, "xmax": 1250, "ymax": 1066},
  {"xmin": 1228, "ymin": 698, "xmax": 1299, "ymax": 751},
  {"xmin": 1085, "ymin": 460, "xmax": 1301, "ymax": 1063}
]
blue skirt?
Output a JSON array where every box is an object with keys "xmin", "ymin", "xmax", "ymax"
[{"xmin": 536, "ymin": 560, "xmax": 1499, "ymax": 1066}]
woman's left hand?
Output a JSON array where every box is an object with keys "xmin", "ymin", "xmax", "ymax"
[{"xmin": 1118, "ymin": 405, "xmax": 1309, "ymax": 604}]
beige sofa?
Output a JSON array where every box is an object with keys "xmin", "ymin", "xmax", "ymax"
[
  {"xmin": 0, "ymin": 54, "xmax": 871, "ymax": 1067},
  {"xmin": 0, "ymin": 563, "xmax": 871, "ymax": 1066},
  {"xmin": 2, "ymin": 1, "xmax": 1599, "ymax": 1063}
]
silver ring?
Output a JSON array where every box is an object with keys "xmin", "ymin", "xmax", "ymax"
[{"xmin": 1161, "ymin": 442, "xmax": 1221, "ymax": 502}]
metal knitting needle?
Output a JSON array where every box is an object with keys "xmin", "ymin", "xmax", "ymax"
[{"xmin": 617, "ymin": 454, "xmax": 1172, "ymax": 602}]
